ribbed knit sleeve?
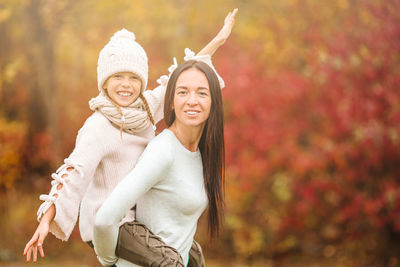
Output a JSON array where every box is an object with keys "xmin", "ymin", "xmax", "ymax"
[
  {"xmin": 36, "ymin": 115, "xmax": 107, "ymax": 241},
  {"xmin": 93, "ymin": 136, "xmax": 173, "ymax": 266}
]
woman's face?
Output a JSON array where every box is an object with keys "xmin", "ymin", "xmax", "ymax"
[
  {"xmin": 173, "ymin": 68, "xmax": 211, "ymax": 129},
  {"xmin": 103, "ymin": 72, "xmax": 141, "ymax": 107}
]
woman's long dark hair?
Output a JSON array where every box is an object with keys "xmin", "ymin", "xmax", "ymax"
[{"xmin": 164, "ymin": 60, "xmax": 225, "ymax": 238}]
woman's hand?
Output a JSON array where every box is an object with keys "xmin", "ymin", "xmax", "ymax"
[
  {"xmin": 23, "ymin": 204, "xmax": 55, "ymax": 262},
  {"xmin": 197, "ymin": 8, "xmax": 238, "ymax": 56}
]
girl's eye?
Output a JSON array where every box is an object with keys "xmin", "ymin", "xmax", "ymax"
[{"xmin": 177, "ymin": 90, "xmax": 187, "ymax": 95}]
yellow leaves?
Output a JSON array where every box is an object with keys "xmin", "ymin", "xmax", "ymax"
[
  {"xmin": 0, "ymin": 118, "xmax": 27, "ymax": 189},
  {"xmin": 337, "ymin": 0, "xmax": 349, "ymax": 10},
  {"xmin": 287, "ymin": 0, "xmax": 299, "ymax": 6},
  {"xmin": 349, "ymin": 53, "xmax": 361, "ymax": 68},
  {"xmin": 352, "ymin": 121, "xmax": 383, "ymax": 143},
  {"xmin": 233, "ymin": 223, "xmax": 265, "ymax": 257},
  {"xmin": 389, "ymin": 128, "xmax": 399, "ymax": 145},
  {"xmin": 359, "ymin": 44, "xmax": 370, "ymax": 59},
  {"xmin": 275, "ymin": 235, "xmax": 297, "ymax": 253},
  {"xmin": 267, "ymin": 210, "xmax": 283, "ymax": 232},
  {"xmin": 318, "ymin": 47, "xmax": 328, "ymax": 63},
  {"xmin": 3, "ymin": 57, "xmax": 25, "ymax": 83},
  {"xmin": 332, "ymin": 57, "xmax": 343, "ymax": 70},
  {"xmin": 272, "ymin": 172, "xmax": 292, "ymax": 202},
  {"xmin": 277, "ymin": 16, "xmax": 289, "ymax": 32},
  {"xmin": 360, "ymin": 8, "xmax": 373, "ymax": 25},
  {"xmin": 0, "ymin": 7, "xmax": 12, "ymax": 24}
]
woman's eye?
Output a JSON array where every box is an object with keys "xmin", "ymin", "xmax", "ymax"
[
  {"xmin": 199, "ymin": 91, "xmax": 208, "ymax": 96},
  {"xmin": 130, "ymin": 76, "xmax": 138, "ymax": 80},
  {"xmin": 114, "ymin": 74, "xmax": 121, "ymax": 78}
]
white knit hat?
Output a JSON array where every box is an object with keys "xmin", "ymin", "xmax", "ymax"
[{"xmin": 97, "ymin": 28, "xmax": 148, "ymax": 93}]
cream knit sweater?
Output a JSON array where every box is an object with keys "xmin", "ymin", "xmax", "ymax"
[{"xmin": 36, "ymin": 84, "xmax": 165, "ymax": 242}]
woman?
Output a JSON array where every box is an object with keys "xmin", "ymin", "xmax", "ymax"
[
  {"xmin": 93, "ymin": 59, "xmax": 226, "ymax": 266},
  {"xmin": 23, "ymin": 8, "xmax": 236, "ymax": 265}
]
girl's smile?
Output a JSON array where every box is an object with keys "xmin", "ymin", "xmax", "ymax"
[{"xmin": 103, "ymin": 72, "xmax": 142, "ymax": 107}]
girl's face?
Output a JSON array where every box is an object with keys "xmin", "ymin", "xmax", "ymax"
[
  {"xmin": 173, "ymin": 68, "xmax": 211, "ymax": 129},
  {"xmin": 103, "ymin": 72, "xmax": 141, "ymax": 107}
]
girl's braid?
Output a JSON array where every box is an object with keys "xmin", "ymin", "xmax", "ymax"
[{"xmin": 139, "ymin": 94, "xmax": 156, "ymax": 129}]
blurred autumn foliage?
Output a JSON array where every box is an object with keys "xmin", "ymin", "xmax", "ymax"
[{"xmin": 1, "ymin": 0, "xmax": 400, "ymax": 266}]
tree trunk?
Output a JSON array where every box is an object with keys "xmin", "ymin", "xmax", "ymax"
[{"xmin": 24, "ymin": 0, "xmax": 60, "ymax": 163}]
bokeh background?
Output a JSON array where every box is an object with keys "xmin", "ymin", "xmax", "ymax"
[{"xmin": 1, "ymin": 0, "xmax": 400, "ymax": 266}]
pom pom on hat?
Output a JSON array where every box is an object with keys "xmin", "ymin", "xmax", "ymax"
[
  {"xmin": 97, "ymin": 28, "xmax": 148, "ymax": 93},
  {"xmin": 110, "ymin": 28, "xmax": 136, "ymax": 42}
]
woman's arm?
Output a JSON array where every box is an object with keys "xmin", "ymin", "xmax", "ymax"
[{"xmin": 93, "ymin": 137, "xmax": 173, "ymax": 266}]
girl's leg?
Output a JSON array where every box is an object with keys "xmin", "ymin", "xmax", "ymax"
[
  {"xmin": 116, "ymin": 221, "xmax": 205, "ymax": 267},
  {"xmin": 188, "ymin": 240, "xmax": 205, "ymax": 267},
  {"xmin": 117, "ymin": 221, "xmax": 184, "ymax": 266}
]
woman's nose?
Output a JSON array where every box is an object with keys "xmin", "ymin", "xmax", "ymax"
[{"xmin": 187, "ymin": 92, "xmax": 198, "ymax": 105}]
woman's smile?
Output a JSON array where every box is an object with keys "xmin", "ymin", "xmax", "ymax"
[{"xmin": 173, "ymin": 68, "xmax": 211, "ymax": 129}]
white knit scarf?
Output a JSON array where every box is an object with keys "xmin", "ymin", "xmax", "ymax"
[{"xmin": 89, "ymin": 93, "xmax": 152, "ymax": 134}]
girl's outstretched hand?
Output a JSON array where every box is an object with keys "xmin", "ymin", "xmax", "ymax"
[
  {"xmin": 23, "ymin": 204, "xmax": 55, "ymax": 262},
  {"xmin": 215, "ymin": 8, "xmax": 238, "ymax": 45},
  {"xmin": 197, "ymin": 8, "xmax": 238, "ymax": 56},
  {"xmin": 23, "ymin": 220, "xmax": 50, "ymax": 262}
]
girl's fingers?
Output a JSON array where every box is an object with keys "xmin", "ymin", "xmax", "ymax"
[
  {"xmin": 232, "ymin": 8, "xmax": 238, "ymax": 16},
  {"xmin": 224, "ymin": 8, "xmax": 238, "ymax": 26},
  {"xmin": 226, "ymin": 11, "xmax": 236, "ymax": 26},
  {"xmin": 38, "ymin": 232, "xmax": 46, "ymax": 258},
  {"xmin": 224, "ymin": 12, "xmax": 231, "ymax": 24},
  {"xmin": 24, "ymin": 241, "xmax": 33, "ymax": 255},
  {"xmin": 230, "ymin": 9, "xmax": 238, "ymax": 21},
  {"xmin": 24, "ymin": 233, "xmax": 38, "ymax": 255},
  {"xmin": 26, "ymin": 247, "xmax": 32, "ymax": 262},
  {"xmin": 23, "ymin": 243, "xmax": 29, "ymax": 255},
  {"xmin": 38, "ymin": 245, "xmax": 45, "ymax": 258},
  {"xmin": 33, "ymin": 246, "xmax": 38, "ymax": 262}
]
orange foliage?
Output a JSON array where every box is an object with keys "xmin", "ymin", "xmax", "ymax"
[
  {"xmin": 1, "ymin": 0, "xmax": 400, "ymax": 265},
  {"xmin": 0, "ymin": 118, "xmax": 27, "ymax": 189}
]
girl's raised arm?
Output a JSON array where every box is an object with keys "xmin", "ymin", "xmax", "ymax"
[
  {"xmin": 144, "ymin": 8, "xmax": 238, "ymax": 124},
  {"xmin": 197, "ymin": 8, "xmax": 238, "ymax": 56}
]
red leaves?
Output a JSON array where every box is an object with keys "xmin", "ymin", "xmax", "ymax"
[{"xmin": 218, "ymin": 0, "xmax": 400, "ymax": 258}]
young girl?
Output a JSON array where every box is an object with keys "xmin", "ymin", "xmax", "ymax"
[
  {"xmin": 93, "ymin": 59, "xmax": 226, "ymax": 267},
  {"xmin": 23, "ymin": 9, "xmax": 237, "ymax": 265}
]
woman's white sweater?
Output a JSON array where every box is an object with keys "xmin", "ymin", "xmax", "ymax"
[{"xmin": 93, "ymin": 129, "xmax": 208, "ymax": 267}]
